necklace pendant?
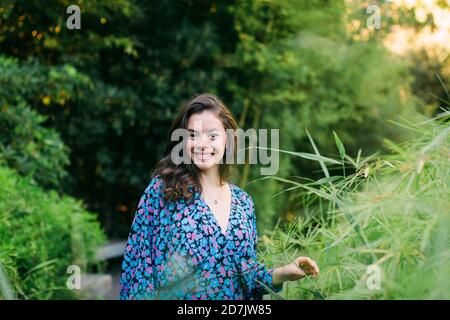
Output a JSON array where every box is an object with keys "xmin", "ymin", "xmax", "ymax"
[{"xmin": 213, "ymin": 199, "xmax": 218, "ymax": 205}]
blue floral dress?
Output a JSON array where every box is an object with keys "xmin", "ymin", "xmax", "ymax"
[{"xmin": 119, "ymin": 175, "xmax": 283, "ymax": 300}]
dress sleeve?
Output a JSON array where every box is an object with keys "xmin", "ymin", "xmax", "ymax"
[
  {"xmin": 238, "ymin": 195, "xmax": 283, "ymax": 300},
  {"xmin": 119, "ymin": 176, "xmax": 161, "ymax": 300}
]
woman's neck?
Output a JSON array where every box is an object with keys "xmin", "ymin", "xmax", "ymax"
[{"xmin": 198, "ymin": 166, "xmax": 223, "ymax": 188}]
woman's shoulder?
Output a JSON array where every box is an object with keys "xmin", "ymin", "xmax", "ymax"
[
  {"xmin": 143, "ymin": 174, "xmax": 164, "ymax": 198},
  {"xmin": 229, "ymin": 182, "xmax": 254, "ymax": 208}
]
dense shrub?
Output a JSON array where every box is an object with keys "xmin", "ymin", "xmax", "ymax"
[
  {"xmin": 0, "ymin": 100, "xmax": 69, "ymax": 190},
  {"xmin": 0, "ymin": 166, "xmax": 106, "ymax": 299}
]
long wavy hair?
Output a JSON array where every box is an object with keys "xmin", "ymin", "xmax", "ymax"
[{"xmin": 154, "ymin": 93, "xmax": 239, "ymax": 203}]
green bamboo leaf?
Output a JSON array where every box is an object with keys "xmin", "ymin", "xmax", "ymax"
[
  {"xmin": 305, "ymin": 128, "xmax": 330, "ymax": 178},
  {"xmin": 254, "ymin": 146, "xmax": 341, "ymax": 165},
  {"xmin": 333, "ymin": 131, "xmax": 346, "ymax": 159},
  {"xmin": 23, "ymin": 259, "xmax": 58, "ymax": 278},
  {"xmin": 259, "ymin": 176, "xmax": 341, "ymax": 204},
  {"xmin": 311, "ymin": 176, "xmax": 342, "ymax": 185}
]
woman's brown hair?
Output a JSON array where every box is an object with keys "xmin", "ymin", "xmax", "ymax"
[{"xmin": 154, "ymin": 93, "xmax": 239, "ymax": 203}]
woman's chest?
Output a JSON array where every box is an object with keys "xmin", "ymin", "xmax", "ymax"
[{"xmin": 155, "ymin": 196, "xmax": 255, "ymax": 263}]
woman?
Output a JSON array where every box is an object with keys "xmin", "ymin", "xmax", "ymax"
[{"xmin": 119, "ymin": 93, "xmax": 319, "ymax": 300}]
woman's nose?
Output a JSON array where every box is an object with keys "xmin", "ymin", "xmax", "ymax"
[
  {"xmin": 199, "ymin": 134, "xmax": 209, "ymax": 146},
  {"xmin": 197, "ymin": 135, "xmax": 212, "ymax": 150}
]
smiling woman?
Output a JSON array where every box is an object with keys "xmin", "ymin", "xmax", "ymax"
[
  {"xmin": 118, "ymin": 93, "xmax": 319, "ymax": 300},
  {"xmin": 154, "ymin": 94, "xmax": 239, "ymax": 203}
]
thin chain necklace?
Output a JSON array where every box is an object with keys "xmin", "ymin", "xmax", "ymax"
[{"xmin": 202, "ymin": 183, "xmax": 225, "ymax": 205}]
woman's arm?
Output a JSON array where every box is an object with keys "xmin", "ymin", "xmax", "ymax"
[
  {"xmin": 240, "ymin": 193, "xmax": 319, "ymax": 297},
  {"xmin": 119, "ymin": 176, "xmax": 161, "ymax": 300},
  {"xmin": 237, "ymin": 195, "xmax": 284, "ymax": 299}
]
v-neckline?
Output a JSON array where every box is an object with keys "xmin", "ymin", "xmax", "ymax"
[{"xmin": 199, "ymin": 182, "xmax": 234, "ymax": 238}]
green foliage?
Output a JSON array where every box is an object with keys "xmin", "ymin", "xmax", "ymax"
[
  {"xmin": 0, "ymin": 0, "xmax": 448, "ymax": 301},
  {"xmin": 0, "ymin": 0, "xmax": 141, "ymax": 64},
  {"xmin": 0, "ymin": 99, "xmax": 69, "ymax": 189},
  {"xmin": 232, "ymin": 0, "xmax": 419, "ymax": 231},
  {"xmin": 0, "ymin": 0, "xmax": 437, "ymax": 238},
  {"xmin": 260, "ymin": 113, "xmax": 450, "ymax": 299},
  {"xmin": 1, "ymin": 1, "xmax": 235, "ymax": 236},
  {"xmin": 0, "ymin": 53, "xmax": 145, "ymax": 235},
  {"xmin": 346, "ymin": 0, "xmax": 450, "ymax": 117},
  {"xmin": 0, "ymin": 165, "xmax": 106, "ymax": 299}
]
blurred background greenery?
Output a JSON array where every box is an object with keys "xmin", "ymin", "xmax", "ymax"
[{"xmin": 0, "ymin": 0, "xmax": 448, "ymax": 299}]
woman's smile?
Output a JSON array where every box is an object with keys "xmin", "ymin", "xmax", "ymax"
[{"xmin": 193, "ymin": 151, "xmax": 216, "ymax": 162}]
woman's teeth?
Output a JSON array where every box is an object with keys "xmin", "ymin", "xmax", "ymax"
[{"xmin": 195, "ymin": 153, "xmax": 215, "ymax": 161}]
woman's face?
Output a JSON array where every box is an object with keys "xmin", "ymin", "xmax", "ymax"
[{"xmin": 186, "ymin": 111, "xmax": 227, "ymax": 171}]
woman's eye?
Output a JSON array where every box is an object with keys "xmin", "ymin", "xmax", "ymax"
[
  {"xmin": 210, "ymin": 135, "xmax": 216, "ymax": 140},
  {"xmin": 189, "ymin": 132, "xmax": 196, "ymax": 139}
]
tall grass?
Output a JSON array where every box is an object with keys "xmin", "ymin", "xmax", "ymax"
[{"xmin": 259, "ymin": 111, "xmax": 450, "ymax": 299}]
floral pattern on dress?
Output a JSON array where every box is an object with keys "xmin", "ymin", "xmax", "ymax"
[{"xmin": 119, "ymin": 174, "xmax": 283, "ymax": 300}]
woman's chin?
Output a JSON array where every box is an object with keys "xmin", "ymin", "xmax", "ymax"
[{"xmin": 193, "ymin": 159, "xmax": 219, "ymax": 171}]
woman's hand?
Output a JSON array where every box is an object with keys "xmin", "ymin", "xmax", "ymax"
[{"xmin": 272, "ymin": 256, "xmax": 320, "ymax": 287}]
